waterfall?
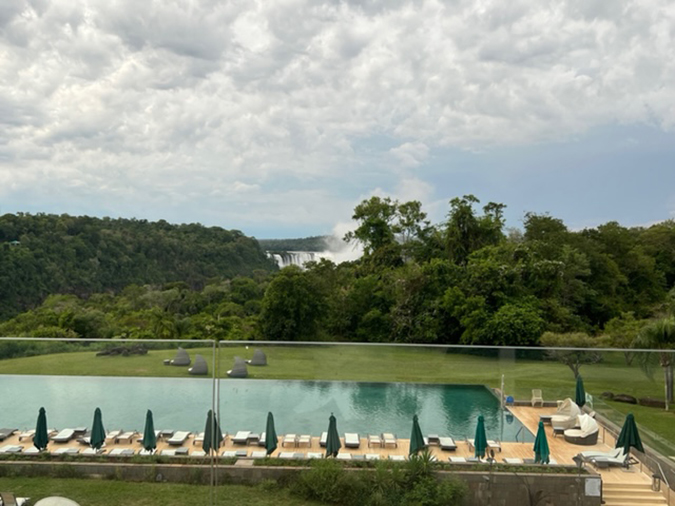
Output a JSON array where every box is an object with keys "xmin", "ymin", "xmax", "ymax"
[{"xmin": 268, "ymin": 251, "xmax": 323, "ymax": 269}]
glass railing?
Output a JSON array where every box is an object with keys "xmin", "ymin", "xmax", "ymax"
[{"xmin": 1, "ymin": 337, "xmax": 674, "ymax": 503}]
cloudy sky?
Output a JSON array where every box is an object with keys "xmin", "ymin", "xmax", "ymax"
[{"xmin": 1, "ymin": 0, "xmax": 674, "ymax": 239}]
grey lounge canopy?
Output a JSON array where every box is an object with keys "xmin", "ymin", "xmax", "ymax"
[
  {"xmin": 247, "ymin": 349, "xmax": 267, "ymax": 366},
  {"xmin": 189, "ymin": 354, "xmax": 208, "ymax": 375},
  {"xmin": 227, "ymin": 356, "xmax": 248, "ymax": 378},
  {"xmin": 164, "ymin": 347, "xmax": 191, "ymax": 366}
]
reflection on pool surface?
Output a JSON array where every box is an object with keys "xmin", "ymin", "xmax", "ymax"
[{"xmin": 0, "ymin": 376, "xmax": 533, "ymax": 442}]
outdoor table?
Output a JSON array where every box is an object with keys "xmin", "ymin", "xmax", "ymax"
[
  {"xmin": 552, "ymin": 426, "xmax": 565, "ymax": 437},
  {"xmin": 539, "ymin": 415, "xmax": 553, "ymax": 425},
  {"xmin": 35, "ymin": 497, "xmax": 80, "ymax": 506}
]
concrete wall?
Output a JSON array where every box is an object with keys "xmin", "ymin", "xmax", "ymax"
[{"xmin": 0, "ymin": 461, "xmax": 602, "ymax": 506}]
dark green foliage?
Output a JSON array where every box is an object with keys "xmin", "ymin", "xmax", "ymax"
[
  {"xmin": 292, "ymin": 450, "xmax": 466, "ymax": 506},
  {"xmin": 0, "ymin": 213, "xmax": 276, "ymax": 320},
  {"xmin": 258, "ymin": 236, "xmax": 330, "ymax": 252}
]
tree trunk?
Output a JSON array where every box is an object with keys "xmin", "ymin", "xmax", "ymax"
[{"xmin": 665, "ymin": 364, "xmax": 673, "ymax": 409}]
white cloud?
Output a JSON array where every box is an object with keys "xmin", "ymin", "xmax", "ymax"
[{"xmin": 0, "ymin": 0, "xmax": 674, "ymax": 233}]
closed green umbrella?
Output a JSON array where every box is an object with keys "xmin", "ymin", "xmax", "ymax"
[
  {"xmin": 90, "ymin": 407, "xmax": 106, "ymax": 450},
  {"xmin": 474, "ymin": 415, "xmax": 488, "ymax": 459},
  {"xmin": 533, "ymin": 421, "xmax": 550, "ymax": 464},
  {"xmin": 325, "ymin": 413, "xmax": 341, "ymax": 458},
  {"xmin": 142, "ymin": 410, "xmax": 157, "ymax": 452},
  {"xmin": 575, "ymin": 376, "xmax": 586, "ymax": 408},
  {"xmin": 34, "ymin": 407, "xmax": 49, "ymax": 451},
  {"xmin": 202, "ymin": 409, "xmax": 223, "ymax": 455},
  {"xmin": 409, "ymin": 414, "xmax": 426, "ymax": 456},
  {"xmin": 265, "ymin": 412, "xmax": 278, "ymax": 456},
  {"xmin": 616, "ymin": 413, "xmax": 644, "ymax": 460}
]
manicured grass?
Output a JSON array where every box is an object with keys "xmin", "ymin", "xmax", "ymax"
[
  {"xmin": 0, "ymin": 477, "xmax": 320, "ymax": 506},
  {"xmin": 0, "ymin": 344, "xmax": 673, "ymax": 450}
]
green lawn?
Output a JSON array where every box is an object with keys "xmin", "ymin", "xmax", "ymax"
[
  {"xmin": 0, "ymin": 477, "xmax": 319, "ymax": 506},
  {"xmin": 0, "ymin": 344, "xmax": 672, "ymax": 452}
]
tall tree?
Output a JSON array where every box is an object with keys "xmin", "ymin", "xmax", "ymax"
[{"xmin": 633, "ymin": 318, "xmax": 675, "ymax": 409}]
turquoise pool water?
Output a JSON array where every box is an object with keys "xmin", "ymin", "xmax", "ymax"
[{"xmin": 0, "ymin": 376, "xmax": 533, "ymax": 441}]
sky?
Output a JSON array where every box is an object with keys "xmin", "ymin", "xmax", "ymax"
[{"xmin": 1, "ymin": 0, "xmax": 674, "ymax": 240}]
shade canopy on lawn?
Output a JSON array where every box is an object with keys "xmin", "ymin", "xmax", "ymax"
[
  {"xmin": 90, "ymin": 407, "xmax": 106, "ymax": 450},
  {"xmin": 203, "ymin": 410, "xmax": 223, "ymax": 454},
  {"xmin": 34, "ymin": 407, "xmax": 49, "ymax": 451},
  {"xmin": 616, "ymin": 413, "xmax": 644, "ymax": 455},
  {"xmin": 474, "ymin": 415, "xmax": 488, "ymax": 459},
  {"xmin": 265, "ymin": 412, "xmax": 278, "ymax": 456},
  {"xmin": 575, "ymin": 376, "xmax": 586, "ymax": 408},
  {"xmin": 409, "ymin": 414, "xmax": 426, "ymax": 456},
  {"xmin": 142, "ymin": 410, "xmax": 157, "ymax": 451},
  {"xmin": 325, "ymin": 413, "xmax": 341, "ymax": 458},
  {"xmin": 533, "ymin": 421, "xmax": 550, "ymax": 464}
]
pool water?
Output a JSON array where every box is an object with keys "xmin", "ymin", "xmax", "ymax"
[{"xmin": 0, "ymin": 376, "xmax": 533, "ymax": 441}]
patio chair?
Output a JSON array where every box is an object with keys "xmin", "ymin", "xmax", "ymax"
[
  {"xmin": 282, "ymin": 434, "xmax": 298, "ymax": 447},
  {"xmin": 51, "ymin": 428, "xmax": 75, "ymax": 443},
  {"xmin": 0, "ymin": 491, "xmax": 31, "ymax": 506},
  {"xmin": 227, "ymin": 356, "xmax": 248, "ymax": 378},
  {"xmin": 381, "ymin": 433, "xmax": 398, "ymax": 448},
  {"xmin": 188, "ymin": 354, "xmax": 208, "ymax": 375},
  {"xmin": 564, "ymin": 414, "xmax": 599, "ymax": 446},
  {"xmin": 166, "ymin": 431, "xmax": 191, "ymax": 446},
  {"xmin": 164, "ymin": 347, "xmax": 191, "ymax": 366},
  {"xmin": 551, "ymin": 398, "xmax": 581, "ymax": 430},
  {"xmin": 116, "ymin": 431, "xmax": 137, "ymax": 444},
  {"xmin": 0, "ymin": 429, "xmax": 17, "ymax": 442},
  {"xmin": 232, "ymin": 431, "xmax": 251, "ymax": 445},
  {"xmin": 439, "ymin": 437, "xmax": 457, "ymax": 451},
  {"xmin": 579, "ymin": 447, "xmax": 626, "ymax": 462},
  {"xmin": 247, "ymin": 349, "xmax": 267, "ymax": 366},
  {"xmin": 531, "ymin": 389, "xmax": 544, "ymax": 407},
  {"xmin": 344, "ymin": 433, "xmax": 360, "ymax": 448}
]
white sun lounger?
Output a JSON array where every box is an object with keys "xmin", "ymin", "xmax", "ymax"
[
  {"xmin": 336, "ymin": 453, "xmax": 352, "ymax": 460},
  {"xmin": 449, "ymin": 457, "xmax": 467, "ymax": 463},
  {"xmin": 282, "ymin": 434, "xmax": 298, "ymax": 447},
  {"xmin": 320, "ymin": 432, "xmax": 327, "ymax": 447},
  {"xmin": 52, "ymin": 447, "xmax": 79, "ymax": 455},
  {"xmin": 232, "ymin": 431, "xmax": 251, "ymax": 445},
  {"xmin": 365, "ymin": 454, "xmax": 381, "ymax": 460},
  {"xmin": 160, "ymin": 449, "xmax": 176, "ymax": 456},
  {"xmin": 167, "ymin": 431, "xmax": 190, "ymax": 446},
  {"xmin": 388, "ymin": 455, "xmax": 406, "ymax": 461},
  {"xmin": 307, "ymin": 452, "xmax": 323, "ymax": 459},
  {"xmin": 0, "ymin": 429, "xmax": 17, "ymax": 441},
  {"xmin": 18, "ymin": 429, "xmax": 35, "ymax": 441},
  {"xmin": 222, "ymin": 449, "xmax": 248, "ymax": 458},
  {"xmin": 503, "ymin": 458, "xmax": 524, "ymax": 464},
  {"xmin": 278, "ymin": 451, "xmax": 304, "ymax": 459},
  {"xmin": 251, "ymin": 450, "xmax": 268, "ymax": 459},
  {"xmin": 191, "ymin": 450, "xmax": 207, "ymax": 457},
  {"xmin": 109, "ymin": 448, "xmax": 136, "ymax": 457},
  {"xmin": 193, "ymin": 432, "xmax": 205, "ymax": 445},
  {"xmin": 368, "ymin": 435, "xmax": 382, "ymax": 447},
  {"xmin": 105, "ymin": 429, "xmax": 123, "ymax": 443},
  {"xmin": 51, "ymin": 429, "xmax": 75, "ymax": 443},
  {"xmin": 298, "ymin": 435, "xmax": 311, "ymax": 447},
  {"xmin": 580, "ymin": 448, "xmax": 625, "ymax": 462},
  {"xmin": 344, "ymin": 433, "xmax": 360, "ymax": 448},
  {"xmin": 0, "ymin": 445, "xmax": 23, "ymax": 454},
  {"xmin": 116, "ymin": 431, "xmax": 137, "ymax": 444},
  {"xmin": 81, "ymin": 448, "xmax": 105, "ymax": 456},
  {"xmin": 382, "ymin": 433, "xmax": 397, "ymax": 447},
  {"xmin": 439, "ymin": 437, "xmax": 457, "ymax": 451}
]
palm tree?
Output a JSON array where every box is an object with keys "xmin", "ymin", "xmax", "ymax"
[{"xmin": 633, "ymin": 318, "xmax": 675, "ymax": 410}]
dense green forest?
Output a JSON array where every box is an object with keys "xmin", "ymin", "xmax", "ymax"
[
  {"xmin": 0, "ymin": 213, "xmax": 276, "ymax": 320},
  {"xmin": 258, "ymin": 236, "xmax": 330, "ymax": 252},
  {"xmin": 1, "ymin": 197, "xmax": 674, "ymax": 350}
]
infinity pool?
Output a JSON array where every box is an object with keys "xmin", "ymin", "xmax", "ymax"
[{"xmin": 0, "ymin": 376, "xmax": 533, "ymax": 442}]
